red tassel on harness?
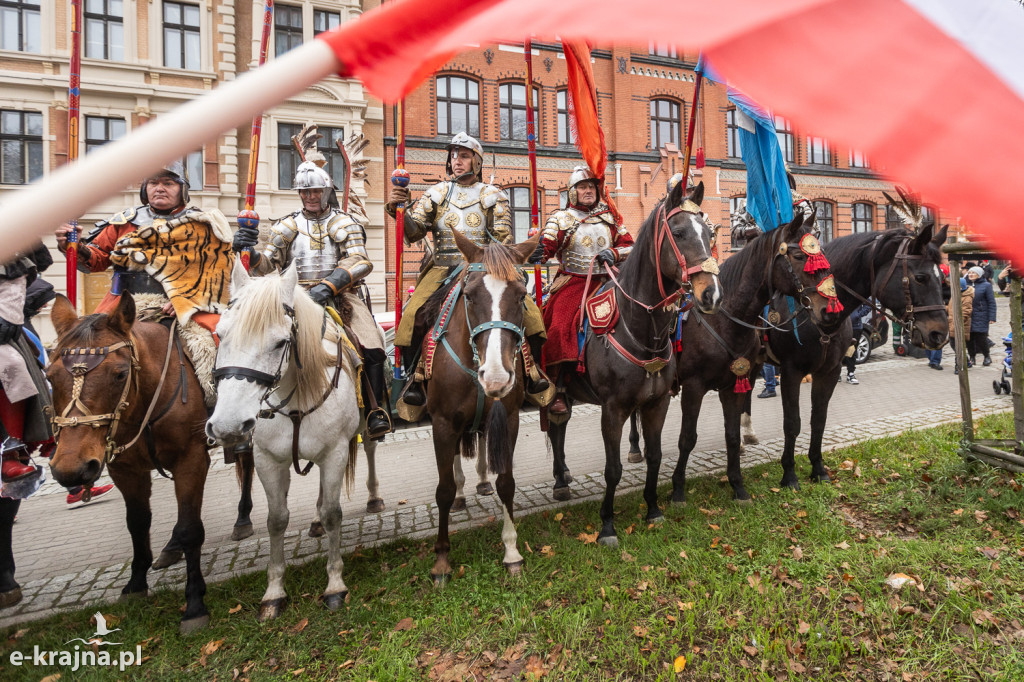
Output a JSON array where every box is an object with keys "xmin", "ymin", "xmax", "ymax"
[
  {"xmin": 804, "ymin": 252, "xmax": 831, "ymax": 274},
  {"xmin": 695, "ymin": 147, "xmax": 705, "ymax": 169},
  {"xmin": 673, "ymin": 337, "xmax": 683, "ymax": 353},
  {"xmin": 734, "ymin": 375, "xmax": 752, "ymax": 393},
  {"xmin": 577, "ymin": 358, "xmax": 586, "ymax": 374},
  {"xmin": 826, "ymin": 296, "xmax": 844, "ymax": 314}
]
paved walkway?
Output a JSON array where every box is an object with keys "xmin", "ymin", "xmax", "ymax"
[{"xmin": 1, "ymin": 300, "xmax": 1015, "ymax": 628}]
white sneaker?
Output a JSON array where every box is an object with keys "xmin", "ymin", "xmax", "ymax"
[{"xmin": 845, "ymin": 374, "xmax": 859, "ymax": 384}]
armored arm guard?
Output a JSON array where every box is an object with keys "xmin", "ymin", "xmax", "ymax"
[
  {"xmin": 320, "ymin": 253, "xmax": 372, "ymax": 295},
  {"xmin": 482, "ymin": 186, "xmax": 513, "ymax": 245},
  {"xmin": 399, "ymin": 191, "xmax": 437, "ymax": 243},
  {"xmin": 541, "ymin": 212, "xmax": 563, "ymax": 260},
  {"xmin": 252, "ymin": 216, "xmax": 297, "ymax": 276}
]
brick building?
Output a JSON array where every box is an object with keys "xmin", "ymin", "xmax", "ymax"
[{"xmin": 382, "ymin": 41, "xmax": 952, "ymax": 311}]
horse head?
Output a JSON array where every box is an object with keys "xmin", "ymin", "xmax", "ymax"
[
  {"xmin": 207, "ymin": 260, "xmax": 333, "ymax": 445},
  {"xmin": 47, "ymin": 293, "xmax": 139, "ymax": 488},
  {"xmin": 661, "ymin": 180, "xmax": 722, "ymax": 313},
  {"xmin": 452, "ymin": 229, "xmax": 539, "ymax": 399},
  {"xmin": 873, "ymin": 222, "xmax": 949, "ymax": 350},
  {"xmin": 769, "ymin": 208, "xmax": 843, "ymax": 331}
]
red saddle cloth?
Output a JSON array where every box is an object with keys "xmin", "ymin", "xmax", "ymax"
[{"xmin": 584, "ymin": 287, "xmax": 618, "ymax": 335}]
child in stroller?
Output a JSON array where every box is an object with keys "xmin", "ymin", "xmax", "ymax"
[{"xmin": 994, "ymin": 333, "xmax": 1013, "ymax": 395}]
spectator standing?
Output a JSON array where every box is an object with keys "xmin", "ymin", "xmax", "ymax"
[
  {"xmin": 758, "ymin": 362, "xmax": 778, "ymax": 398},
  {"xmin": 842, "ymin": 303, "xmax": 872, "ymax": 382},
  {"xmin": 967, "ymin": 266, "xmax": 996, "ymax": 366}
]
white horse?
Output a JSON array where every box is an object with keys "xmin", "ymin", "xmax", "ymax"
[{"xmin": 207, "ymin": 261, "xmax": 360, "ymax": 620}]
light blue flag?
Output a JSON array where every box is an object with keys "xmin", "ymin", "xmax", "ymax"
[{"xmin": 696, "ymin": 54, "xmax": 793, "ymax": 232}]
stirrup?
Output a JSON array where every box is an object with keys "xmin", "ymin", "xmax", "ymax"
[
  {"xmin": 403, "ymin": 382, "xmax": 426, "ymax": 407},
  {"xmin": 365, "ymin": 408, "xmax": 392, "ymax": 440}
]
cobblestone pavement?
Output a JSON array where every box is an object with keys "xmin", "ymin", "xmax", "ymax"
[{"xmin": 1, "ymin": 299, "xmax": 1015, "ymax": 628}]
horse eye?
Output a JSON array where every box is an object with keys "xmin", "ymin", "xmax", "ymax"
[
  {"xmin": 915, "ymin": 273, "xmax": 928, "ymax": 284},
  {"xmin": 114, "ymin": 369, "xmax": 129, "ymax": 382},
  {"xmin": 274, "ymin": 339, "xmax": 288, "ymax": 350}
]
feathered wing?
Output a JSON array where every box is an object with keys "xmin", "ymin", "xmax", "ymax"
[
  {"xmin": 341, "ymin": 132, "xmax": 371, "ymax": 224},
  {"xmin": 292, "ymin": 121, "xmax": 326, "ymax": 167},
  {"xmin": 882, "ymin": 185, "xmax": 922, "ymax": 229}
]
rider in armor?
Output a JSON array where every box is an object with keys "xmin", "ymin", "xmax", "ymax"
[
  {"xmin": 540, "ymin": 166, "xmax": 634, "ymax": 415},
  {"xmin": 233, "ymin": 160, "xmax": 392, "ymax": 439},
  {"xmin": 386, "ymin": 132, "xmax": 549, "ymax": 408}
]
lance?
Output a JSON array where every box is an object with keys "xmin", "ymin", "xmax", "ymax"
[
  {"xmin": 236, "ymin": 0, "xmax": 276, "ymax": 271},
  {"xmin": 523, "ymin": 38, "xmax": 543, "ymax": 309},
  {"xmin": 65, "ymin": 0, "xmax": 82, "ymax": 309},
  {"xmin": 681, "ymin": 69, "xmax": 703, "ymax": 191},
  {"xmin": 391, "ymin": 101, "xmax": 409, "ymax": 376}
]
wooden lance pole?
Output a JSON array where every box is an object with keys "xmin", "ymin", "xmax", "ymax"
[
  {"xmin": 681, "ymin": 71, "xmax": 703, "ymax": 190},
  {"xmin": 391, "ymin": 101, "xmax": 409, "ymax": 376},
  {"xmin": 236, "ymin": 0, "xmax": 275, "ymax": 271},
  {"xmin": 524, "ymin": 38, "xmax": 544, "ymax": 309},
  {"xmin": 65, "ymin": 0, "xmax": 83, "ymax": 309}
]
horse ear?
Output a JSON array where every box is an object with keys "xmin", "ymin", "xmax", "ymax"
[
  {"xmin": 453, "ymin": 226, "xmax": 484, "ymax": 263},
  {"xmin": 932, "ymin": 224, "xmax": 949, "ymax": 245},
  {"xmin": 281, "ymin": 261, "xmax": 299, "ymax": 304},
  {"xmin": 909, "ymin": 221, "xmax": 935, "ymax": 254},
  {"xmin": 230, "ymin": 255, "xmax": 251, "ymax": 295},
  {"xmin": 781, "ymin": 208, "xmax": 804, "ymax": 240},
  {"xmin": 511, "ymin": 234, "xmax": 541, "ymax": 265},
  {"xmin": 685, "ymin": 180, "xmax": 705, "ymax": 207},
  {"xmin": 50, "ymin": 294, "xmax": 79, "ymax": 339},
  {"xmin": 107, "ymin": 293, "xmax": 136, "ymax": 335}
]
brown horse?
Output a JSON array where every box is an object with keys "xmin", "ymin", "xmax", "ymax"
[
  {"xmin": 47, "ymin": 294, "xmax": 210, "ymax": 633},
  {"xmin": 422, "ymin": 229, "xmax": 539, "ymax": 583}
]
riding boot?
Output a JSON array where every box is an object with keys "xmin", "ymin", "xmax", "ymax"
[
  {"xmin": 0, "ymin": 496, "xmax": 21, "ymax": 608},
  {"xmin": 525, "ymin": 335, "xmax": 551, "ymax": 393},
  {"xmin": 550, "ymin": 365, "xmax": 569, "ymax": 415},
  {"xmin": 400, "ymin": 347, "xmax": 426, "ymax": 407},
  {"xmin": 363, "ymin": 350, "xmax": 392, "ymax": 440},
  {"xmin": 0, "ymin": 427, "xmax": 34, "ymax": 483}
]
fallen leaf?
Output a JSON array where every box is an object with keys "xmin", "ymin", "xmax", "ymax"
[
  {"xmin": 394, "ymin": 617, "xmax": 415, "ymax": 632},
  {"xmin": 972, "ymin": 609, "xmax": 1000, "ymax": 628},
  {"xmin": 790, "ymin": 659, "xmax": 807, "ymax": 673},
  {"xmin": 673, "ymin": 655, "xmax": 687, "ymax": 673},
  {"xmin": 770, "ymin": 488, "xmax": 781, "ymax": 493},
  {"xmin": 952, "ymin": 509, "xmax": 964, "ymax": 516},
  {"xmin": 621, "ymin": 551, "xmax": 635, "ymax": 562},
  {"xmin": 287, "ymin": 618, "xmax": 308, "ymax": 634},
  {"xmin": 541, "ymin": 545, "xmax": 555, "ymax": 557},
  {"xmin": 709, "ymin": 523, "xmax": 720, "ymax": 531},
  {"xmin": 677, "ymin": 601, "xmax": 695, "ymax": 611},
  {"xmin": 554, "ymin": 512, "xmax": 564, "ymax": 521},
  {"xmin": 291, "ymin": 668, "xmax": 305, "ymax": 677},
  {"xmin": 798, "ymin": 620, "xmax": 810, "ymax": 635},
  {"xmin": 398, "ymin": 499, "xmax": 407, "ymax": 505},
  {"xmin": 11, "ymin": 628, "xmax": 29, "ymax": 640},
  {"xmin": 228, "ymin": 604, "xmax": 243, "ymax": 614},
  {"xmin": 834, "ymin": 541, "xmax": 851, "ymax": 550},
  {"xmin": 679, "ymin": 550, "xmax": 688, "ymax": 559},
  {"xmin": 977, "ymin": 547, "xmax": 1000, "ymax": 560},
  {"xmin": 796, "ymin": 510, "xmax": 808, "ymax": 518},
  {"xmin": 577, "ymin": 531, "xmax": 598, "ymax": 545},
  {"xmin": 792, "ymin": 546, "xmax": 804, "ymax": 560},
  {"xmin": 884, "ymin": 573, "xmax": 917, "ymax": 591},
  {"xmin": 339, "ymin": 659, "xmax": 355, "ymax": 669},
  {"xmin": 634, "ymin": 625, "xmax": 648, "ymax": 638},
  {"xmin": 974, "ymin": 510, "xmax": 989, "ymax": 524},
  {"xmin": 742, "ymin": 645, "xmax": 759, "ymax": 657},
  {"xmin": 201, "ymin": 639, "xmax": 225, "ymax": 656}
]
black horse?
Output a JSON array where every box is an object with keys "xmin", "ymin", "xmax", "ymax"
[
  {"xmin": 655, "ymin": 210, "xmax": 843, "ymax": 504},
  {"xmin": 746, "ymin": 224, "xmax": 949, "ymax": 488},
  {"xmin": 547, "ymin": 180, "xmax": 722, "ymax": 546}
]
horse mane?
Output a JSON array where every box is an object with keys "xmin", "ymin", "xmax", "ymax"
[
  {"xmin": 480, "ymin": 242, "xmax": 521, "ymax": 282},
  {"xmin": 718, "ymin": 230, "xmax": 776, "ymax": 293},
  {"xmin": 616, "ymin": 198, "xmax": 664, "ymax": 284},
  {"xmin": 825, "ymin": 227, "xmax": 941, "ymax": 268},
  {"xmin": 232, "ymin": 273, "xmax": 334, "ymax": 407},
  {"xmin": 53, "ymin": 314, "xmax": 108, "ymax": 351}
]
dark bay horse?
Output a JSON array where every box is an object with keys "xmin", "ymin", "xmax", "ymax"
[
  {"xmin": 423, "ymin": 229, "xmax": 540, "ymax": 582},
  {"xmin": 547, "ymin": 180, "xmax": 722, "ymax": 547},
  {"xmin": 47, "ymin": 294, "xmax": 210, "ymax": 633},
  {"xmin": 750, "ymin": 223, "xmax": 949, "ymax": 488},
  {"xmin": 663, "ymin": 210, "xmax": 841, "ymax": 504}
]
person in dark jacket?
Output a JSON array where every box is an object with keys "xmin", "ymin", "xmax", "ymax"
[
  {"xmin": 842, "ymin": 303, "xmax": 872, "ymax": 383},
  {"xmin": 967, "ymin": 266, "xmax": 997, "ymax": 366}
]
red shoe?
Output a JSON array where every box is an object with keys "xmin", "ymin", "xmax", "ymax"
[
  {"xmin": 66, "ymin": 483, "xmax": 115, "ymax": 507},
  {"xmin": 1, "ymin": 458, "xmax": 35, "ymax": 482}
]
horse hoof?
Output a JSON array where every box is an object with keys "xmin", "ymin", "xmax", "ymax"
[
  {"xmin": 476, "ymin": 482, "xmax": 494, "ymax": 496},
  {"xmin": 0, "ymin": 588, "xmax": 23, "ymax": 609},
  {"xmin": 627, "ymin": 451, "xmax": 643, "ymax": 464},
  {"xmin": 366, "ymin": 499, "xmax": 385, "ymax": 514},
  {"xmin": 812, "ymin": 472, "xmax": 832, "ymax": 484},
  {"xmin": 431, "ymin": 572, "xmax": 451, "ymax": 587},
  {"xmin": 742, "ymin": 435, "xmax": 760, "ymax": 445},
  {"xmin": 780, "ymin": 480, "xmax": 801, "ymax": 491},
  {"xmin": 553, "ymin": 486, "xmax": 571, "ymax": 502},
  {"xmin": 322, "ymin": 591, "xmax": 348, "ymax": 611},
  {"xmin": 452, "ymin": 497, "xmax": 467, "ymax": 512},
  {"xmin": 179, "ymin": 614, "xmax": 210, "ymax": 634},
  {"xmin": 258, "ymin": 598, "xmax": 287, "ymax": 621},
  {"xmin": 505, "ymin": 560, "xmax": 524, "ymax": 576},
  {"xmin": 597, "ymin": 535, "xmax": 619, "ymax": 548},
  {"xmin": 152, "ymin": 549, "xmax": 183, "ymax": 570},
  {"xmin": 647, "ymin": 514, "xmax": 666, "ymax": 525},
  {"xmin": 564, "ymin": 471, "xmax": 573, "ymax": 484},
  {"xmin": 231, "ymin": 523, "xmax": 254, "ymax": 541},
  {"xmin": 308, "ymin": 521, "xmax": 325, "ymax": 538}
]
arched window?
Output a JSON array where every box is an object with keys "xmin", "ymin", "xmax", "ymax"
[
  {"xmin": 852, "ymin": 202, "xmax": 874, "ymax": 233},
  {"xmin": 499, "ymin": 83, "xmax": 539, "ymax": 142},
  {"xmin": 814, "ymin": 201, "xmax": 834, "ymax": 243},
  {"xmin": 650, "ymin": 98, "xmax": 681, "ymax": 150},
  {"xmin": 885, "ymin": 205, "xmax": 905, "ymax": 230},
  {"xmin": 436, "ymin": 75, "xmax": 480, "ymax": 138}
]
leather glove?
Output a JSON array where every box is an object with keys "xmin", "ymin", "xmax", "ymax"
[
  {"xmin": 308, "ymin": 284, "xmax": 334, "ymax": 307},
  {"xmin": 529, "ymin": 243, "xmax": 545, "ymax": 264},
  {"xmin": 595, "ymin": 249, "xmax": 617, "ymax": 267},
  {"xmin": 232, "ymin": 226, "xmax": 259, "ymax": 252},
  {"xmin": 0, "ymin": 316, "xmax": 22, "ymax": 344}
]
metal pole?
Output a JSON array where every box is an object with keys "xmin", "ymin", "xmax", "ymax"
[
  {"xmin": 391, "ymin": 101, "xmax": 409, "ymax": 375},
  {"xmin": 66, "ymin": 0, "xmax": 82, "ymax": 309},
  {"xmin": 237, "ymin": 0, "xmax": 275, "ymax": 271},
  {"xmin": 524, "ymin": 38, "xmax": 543, "ymax": 308}
]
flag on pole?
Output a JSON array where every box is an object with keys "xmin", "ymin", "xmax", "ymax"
[{"xmin": 696, "ymin": 54, "xmax": 792, "ymax": 232}]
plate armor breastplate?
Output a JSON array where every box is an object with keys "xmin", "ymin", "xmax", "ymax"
[
  {"xmin": 292, "ymin": 214, "xmax": 343, "ymax": 286},
  {"xmin": 433, "ymin": 183, "xmax": 490, "ymax": 267},
  {"xmin": 564, "ymin": 213, "xmax": 615, "ymax": 275}
]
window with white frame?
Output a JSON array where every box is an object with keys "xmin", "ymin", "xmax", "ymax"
[
  {"xmin": 649, "ymin": 98, "xmax": 681, "ymax": 150},
  {"xmin": 499, "ymin": 83, "xmax": 539, "ymax": 142},
  {"xmin": 806, "ymin": 136, "xmax": 831, "ymax": 165},
  {"xmin": 436, "ymin": 75, "xmax": 480, "ymax": 138},
  {"xmin": 84, "ymin": 115, "xmax": 125, "ymax": 153},
  {"xmin": 813, "ymin": 200, "xmax": 834, "ymax": 243},
  {"xmin": 774, "ymin": 115, "xmax": 794, "ymax": 164},
  {"xmin": 277, "ymin": 123, "xmax": 346, "ymax": 190},
  {"xmin": 0, "ymin": 0, "xmax": 40, "ymax": 52},
  {"xmin": 0, "ymin": 110, "xmax": 43, "ymax": 185},
  {"xmin": 852, "ymin": 202, "xmax": 874, "ymax": 233},
  {"xmin": 507, "ymin": 186, "xmax": 533, "ymax": 242},
  {"xmin": 726, "ymin": 109, "xmax": 741, "ymax": 158},
  {"xmin": 556, "ymin": 90, "xmax": 574, "ymax": 145},
  {"xmin": 313, "ymin": 9, "xmax": 339, "ymax": 36},
  {"xmin": 186, "ymin": 149, "xmax": 203, "ymax": 190},
  {"xmin": 274, "ymin": 4, "xmax": 303, "ymax": 56},
  {"xmin": 84, "ymin": 0, "xmax": 124, "ymax": 61},
  {"xmin": 849, "ymin": 149, "xmax": 869, "ymax": 168},
  {"xmin": 163, "ymin": 1, "xmax": 200, "ymax": 70}
]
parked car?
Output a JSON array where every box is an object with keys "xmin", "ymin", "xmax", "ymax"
[{"xmin": 855, "ymin": 308, "xmax": 889, "ymax": 364}]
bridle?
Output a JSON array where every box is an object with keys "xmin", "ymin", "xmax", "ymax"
[{"xmin": 49, "ymin": 321, "xmax": 183, "ymax": 480}]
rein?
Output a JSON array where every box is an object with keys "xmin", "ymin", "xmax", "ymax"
[{"xmin": 50, "ymin": 320, "xmax": 184, "ymax": 480}]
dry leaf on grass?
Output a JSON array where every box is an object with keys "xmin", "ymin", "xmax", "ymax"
[
  {"xmin": 834, "ymin": 541, "xmax": 851, "ymax": 550},
  {"xmin": 577, "ymin": 531, "xmax": 598, "ymax": 545},
  {"xmin": 228, "ymin": 604, "xmax": 243, "ymax": 614},
  {"xmin": 287, "ymin": 618, "xmax": 308, "ymax": 634},
  {"xmin": 797, "ymin": 620, "xmax": 810, "ymax": 635},
  {"xmin": 673, "ymin": 655, "xmax": 687, "ymax": 673},
  {"xmin": 202, "ymin": 640, "xmax": 225, "ymax": 656},
  {"xmin": 39, "ymin": 676, "xmax": 61, "ymax": 682},
  {"xmin": 884, "ymin": 573, "xmax": 917, "ymax": 591},
  {"xmin": 742, "ymin": 645, "xmax": 759, "ymax": 657},
  {"xmin": 394, "ymin": 617, "xmax": 415, "ymax": 632},
  {"xmin": 976, "ymin": 547, "xmax": 1000, "ymax": 560}
]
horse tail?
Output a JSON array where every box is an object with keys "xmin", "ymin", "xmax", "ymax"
[
  {"xmin": 486, "ymin": 400, "xmax": 511, "ymax": 476},
  {"xmin": 459, "ymin": 432, "xmax": 476, "ymax": 461},
  {"xmin": 344, "ymin": 436, "xmax": 359, "ymax": 498}
]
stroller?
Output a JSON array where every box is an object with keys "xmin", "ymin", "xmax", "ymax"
[{"xmin": 993, "ymin": 333, "xmax": 1013, "ymax": 395}]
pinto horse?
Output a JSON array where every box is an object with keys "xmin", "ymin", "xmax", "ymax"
[
  {"xmin": 662, "ymin": 210, "xmax": 841, "ymax": 504},
  {"xmin": 747, "ymin": 224, "xmax": 949, "ymax": 487},
  {"xmin": 206, "ymin": 262, "xmax": 363, "ymax": 620},
  {"xmin": 47, "ymin": 294, "xmax": 210, "ymax": 633},
  {"xmin": 422, "ymin": 229, "xmax": 539, "ymax": 583},
  {"xmin": 547, "ymin": 180, "xmax": 722, "ymax": 547}
]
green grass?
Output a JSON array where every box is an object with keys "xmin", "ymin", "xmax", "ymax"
[{"xmin": 3, "ymin": 414, "xmax": 1023, "ymax": 680}]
